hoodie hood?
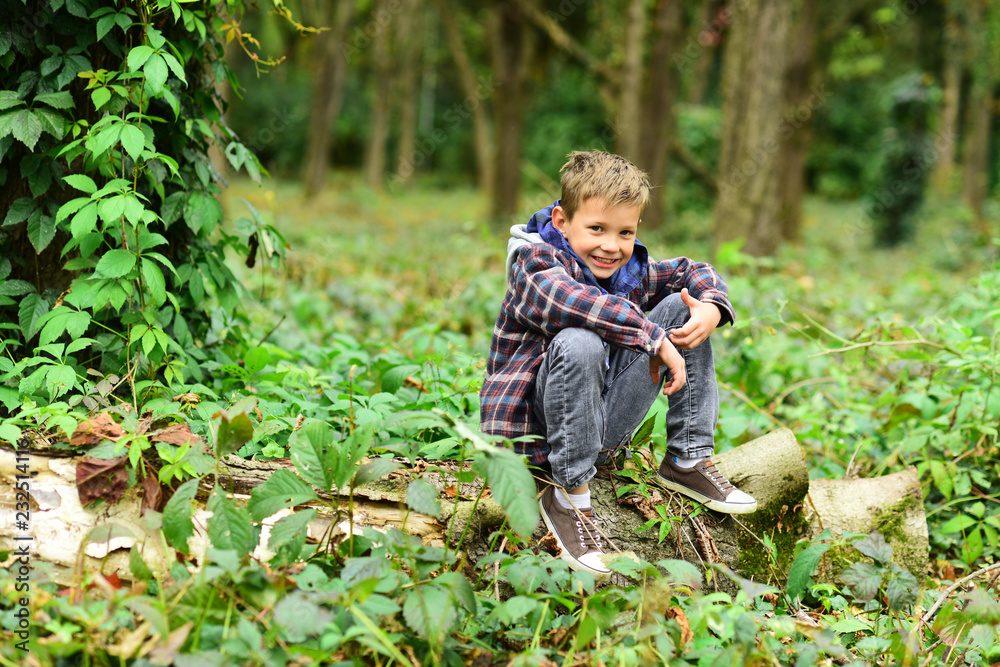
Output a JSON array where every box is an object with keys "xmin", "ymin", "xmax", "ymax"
[{"xmin": 505, "ymin": 201, "xmax": 648, "ymax": 295}]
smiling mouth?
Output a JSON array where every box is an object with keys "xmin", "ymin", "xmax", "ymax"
[{"xmin": 591, "ymin": 257, "xmax": 618, "ymax": 268}]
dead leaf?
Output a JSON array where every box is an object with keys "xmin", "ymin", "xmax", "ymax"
[
  {"xmin": 174, "ymin": 393, "xmax": 200, "ymax": 405},
  {"xmin": 538, "ymin": 532, "xmax": 561, "ymax": 557},
  {"xmin": 150, "ymin": 423, "xmax": 201, "ymax": 448},
  {"xmin": 108, "ymin": 620, "xmax": 152, "ymax": 658},
  {"xmin": 135, "ymin": 411, "xmax": 154, "ymax": 436},
  {"xmin": 70, "ymin": 413, "xmax": 124, "ymax": 446},
  {"xmin": 444, "ymin": 485, "xmax": 457, "ymax": 498},
  {"xmin": 76, "ymin": 456, "xmax": 129, "ymax": 506},
  {"xmin": 142, "ymin": 473, "xmax": 164, "ymax": 514},
  {"xmin": 666, "ymin": 606, "xmax": 693, "ymax": 647},
  {"xmin": 146, "ymin": 622, "xmax": 192, "ymax": 666}
]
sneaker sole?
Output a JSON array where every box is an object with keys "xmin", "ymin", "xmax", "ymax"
[
  {"xmin": 656, "ymin": 474, "xmax": 758, "ymax": 514},
  {"xmin": 539, "ymin": 497, "xmax": 611, "ymax": 579}
]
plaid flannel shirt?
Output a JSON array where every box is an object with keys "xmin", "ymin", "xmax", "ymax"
[{"xmin": 480, "ymin": 243, "xmax": 735, "ymax": 467}]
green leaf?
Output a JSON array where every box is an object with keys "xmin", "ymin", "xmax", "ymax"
[
  {"xmin": 141, "ymin": 259, "xmax": 166, "ymax": 306},
  {"xmin": 3, "ymin": 198, "xmax": 35, "ymax": 226},
  {"xmin": 268, "ymin": 508, "xmax": 316, "ymax": 554},
  {"xmin": 55, "ymin": 197, "xmax": 89, "ymax": 223},
  {"xmin": 161, "ymin": 191, "xmax": 186, "ymax": 226},
  {"xmin": 215, "ymin": 412, "xmax": 253, "ymax": 458},
  {"xmin": 940, "ymin": 513, "xmax": 978, "ymax": 534},
  {"xmin": 162, "ymin": 478, "xmax": 198, "ymax": 554},
  {"xmin": 144, "ymin": 54, "xmax": 168, "ymax": 94},
  {"xmin": 288, "ymin": 421, "xmax": 336, "ymax": 491},
  {"xmin": 184, "ymin": 191, "xmax": 222, "ymax": 235},
  {"xmin": 64, "ymin": 173, "xmax": 98, "ymax": 195},
  {"xmin": 852, "ymin": 531, "xmax": 893, "ymax": 564},
  {"xmin": 120, "ymin": 123, "xmax": 145, "ymax": 160},
  {"xmin": 248, "ymin": 469, "xmax": 318, "ymax": 522},
  {"xmin": 885, "ymin": 566, "xmax": 918, "ymax": 611},
  {"xmin": 95, "ymin": 249, "xmax": 137, "ymax": 279},
  {"xmin": 354, "ymin": 458, "xmax": 403, "ymax": 487},
  {"xmin": 34, "ymin": 107, "xmax": 67, "ymax": 139},
  {"xmin": 0, "ymin": 90, "xmax": 23, "ymax": 111},
  {"xmin": 98, "ymin": 194, "xmax": 127, "ymax": 224},
  {"xmin": 91, "ymin": 86, "xmax": 111, "ymax": 110},
  {"xmin": 830, "ymin": 615, "xmax": 871, "ymax": 634},
  {"xmin": 70, "ymin": 203, "xmax": 98, "ymax": 238},
  {"xmin": 47, "ymin": 364, "xmax": 78, "ymax": 397},
  {"xmin": 930, "ymin": 460, "xmax": 954, "ymax": 500},
  {"xmin": 405, "ymin": 478, "xmax": 442, "ymax": 517},
  {"xmin": 207, "ymin": 487, "xmax": 253, "ymax": 556},
  {"xmin": 27, "ymin": 211, "xmax": 56, "ymax": 253},
  {"xmin": 840, "ymin": 562, "xmax": 882, "ymax": 602},
  {"xmin": 243, "ymin": 346, "xmax": 269, "ymax": 376},
  {"xmin": 381, "ymin": 365, "xmax": 420, "ymax": 394},
  {"xmin": 34, "ymin": 91, "xmax": 74, "ymax": 109},
  {"xmin": 11, "ymin": 109, "xmax": 42, "ymax": 150},
  {"xmin": 129, "ymin": 544, "xmax": 153, "ymax": 581},
  {"xmin": 126, "ymin": 45, "xmax": 154, "ymax": 71},
  {"xmin": 0, "ymin": 422, "xmax": 22, "ymax": 446},
  {"xmin": 402, "ymin": 584, "xmax": 456, "ymax": 642},
  {"xmin": 631, "ymin": 415, "xmax": 657, "ymax": 448},
  {"xmin": 786, "ymin": 542, "xmax": 831, "ymax": 600},
  {"xmin": 18, "ymin": 292, "xmax": 48, "ymax": 341},
  {"xmin": 162, "ymin": 52, "xmax": 187, "ymax": 84},
  {"xmin": 0, "ymin": 280, "xmax": 34, "ymax": 296},
  {"xmin": 472, "ymin": 446, "xmax": 538, "ymax": 540}
]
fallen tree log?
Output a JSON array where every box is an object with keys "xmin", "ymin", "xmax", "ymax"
[{"xmin": 0, "ymin": 428, "xmax": 928, "ymax": 588}]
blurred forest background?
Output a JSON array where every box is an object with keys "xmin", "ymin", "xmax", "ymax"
[{"xmin": 222, "ymin": 0, "xmax": 999, "ymax": 256}]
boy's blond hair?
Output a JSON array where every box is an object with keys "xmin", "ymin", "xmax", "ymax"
[{"xmin": 558, "ymin": 150, "xmax": 650, "ymax": 221}]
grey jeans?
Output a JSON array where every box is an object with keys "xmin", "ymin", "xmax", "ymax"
[{"xmin": 533, "ymin": 293, "xmax": 720, "ymax": 490}]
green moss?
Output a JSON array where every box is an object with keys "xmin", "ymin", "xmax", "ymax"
[{"xmin": 736, "ymin": 489, "xmax": 811, "ymax": 583}]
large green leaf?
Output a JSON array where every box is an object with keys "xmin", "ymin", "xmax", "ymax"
[
  {"xmin": 206, "ymin": 487, "xmax": 253, "ymax": 556},
  {"xmin": 120, "ymin": 123, "xmax": 144, "ymax": 160},
  {"xmin": 162, "ymin": 478, "xmax": 199, "ymax": 554},
  {"xmin": 11, "ymin": 109, "xmax": 41, "ymax": 150},
  {"xmin": 247, "ymin": 469, "xmax": 318, "ymax": 522},
  {"xmin": 144, "ymin": 54, "xmax": 168, "ymax": 93},
  {"xmin": 34, "ymin": 91, "xmax": 73, "ymax": 109},
  {"xmin": 472, "ymin": 446, "xmax": 538, "ymax": 539},
  {"xmin": 18, "ymin": 292, "xmax": 49, "ymax": 341},
  {"xmin": 215, "ymin": 412, "xmax": 253, "ymax": 458},
  {"xmin": 141, "ymin": 258, "xmax": 166, "ymax": 306},
  {"xmin": 288, "ymin": 421, "xmax": 337, "ymax": 490},
  {"xmin": 402, "ymin": 584, "xmax": 457, "ymax": 643},
  {"xmin": 267, "ymin": 508, "xmax": 316, "ymax": 554},
  {"xmin": 785, "ymin": 542, "xmax": 831, "ymax": 600},
  {"xmin": 27, "ymin": 210, "xmax": 56, "ymax": 253},
  {"xmin": 405, "ymin": 478, "xmax": 442, "ymax": 518},
  {"xmin": 95, "ymin": 248, "xmax": 137, "ymax": 278}
]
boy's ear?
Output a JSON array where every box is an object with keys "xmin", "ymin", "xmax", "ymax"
[{"xmin": 552, "ymin": 205, "xmax": 569, "ymax": 234}]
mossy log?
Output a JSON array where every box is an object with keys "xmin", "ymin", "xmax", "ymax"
[{"xmin": 0, "ymin": 429, "xmax": 928, "ymax": 588}]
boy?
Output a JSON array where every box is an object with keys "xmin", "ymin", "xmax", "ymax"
[{"xmin": 480, "ymin": 151, "xmax": 756, "ymax": 578}]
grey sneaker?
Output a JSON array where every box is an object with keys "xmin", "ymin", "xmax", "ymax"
[
  {"xmin": 538, "ymin": 486, "xmax": 611, "ymax": 578},
  {"xmin": 656, "ymin": 456, "xmax": 758, "ymax": 514}
]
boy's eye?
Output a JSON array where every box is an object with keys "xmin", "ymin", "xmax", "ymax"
[
  {"xmin": 621, "ymin": 230, "xmax": 635, "ymax": 237},
  {"xmin": 589, "ymin": 226, "xmax": 603, "ymax": 232}
]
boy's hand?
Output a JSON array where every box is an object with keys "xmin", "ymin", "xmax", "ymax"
[
  {"xmin": 669, "ymin": 288, "xmax": 722, "ymax": 350},
  {"xmin": 649, "ymin": 339, "xmax": 686, "ymax": 395}
]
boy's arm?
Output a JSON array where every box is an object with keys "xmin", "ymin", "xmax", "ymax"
[
  {"xmin": 508, "ymin": 245, "xmax": 666, "ymax": 355},
  {"xmin": 646, "ymin": 256, "xmax": 736, "ymax": 326}
]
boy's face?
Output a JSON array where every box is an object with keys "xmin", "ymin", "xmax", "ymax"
[{"xmin": 552, "ymin": 197, "xmax": 640, "ymax": 280}]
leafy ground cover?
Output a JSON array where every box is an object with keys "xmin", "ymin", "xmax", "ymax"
[{"xmin": 3, "ymin": 175, "xmax": 1000, "ymax": 665}]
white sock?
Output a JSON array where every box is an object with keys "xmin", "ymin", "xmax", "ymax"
[
  {"xmin": 673, "ymin": 455, "xmax": 703, "ymax": 469},
  {"xmin": 555, "ymin": 488, "xmax": 591, "ymax": 510}
]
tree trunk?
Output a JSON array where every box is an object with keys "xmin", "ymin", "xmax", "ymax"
[
  {"xmin": 614, "ymin": 0, "xmax": 646, "ymax": 163},
  {"xmin": 365, "ymin": 0, "xmax": 395, "ymax": 190},
  {"xmin": 774, "ymin": 0, "xmax": 820, "ymax": 244},
  {"xmin": 712, "ymin": 0, "xmax": 793, "ymax": 258},
  {"xmin": 488, "ymin": 0, "xmax": 537, "ymax": 225},
  {"xmin": 636, "ymin": 0, "xmax": 684, "ymax": 230},
  {"xmin": 687, "ymin": 0, "xmax": 721, "ymax": 106},
  {"xmin": 393, "ymin": 0, "xmax": 424, "ymax": 187},
  {"xmin": 962, "ymin": 89, "xmax": 992, "ymax": 227},
  {"xmin": 435, "ymin": 0, "xmax": 495, "ymax": 193},
  {"xmin": 930, "ymin": 9, "xmax": 962, "ymax": 194},
  {"xmin": 303, "ymin": 0, "xmax": 355, "ymax": 198}
]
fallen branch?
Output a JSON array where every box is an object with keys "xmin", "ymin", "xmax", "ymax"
[{"xmin": 920, "ymin": 561, "xmax": 1000, "ymax": 625}]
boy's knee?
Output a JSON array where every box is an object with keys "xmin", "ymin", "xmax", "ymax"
[
  {"xmin": 649, "ymin": 292, "xmax": 690, "ymax": 328},
  {"xmin": 550, "ymin": 328, "xmax": 606, "ymax": 367}
]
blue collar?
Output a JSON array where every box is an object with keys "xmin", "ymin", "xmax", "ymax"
[{"xmin": 526, "ymin": 201, "xmax": 648, "ymax": 296}]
